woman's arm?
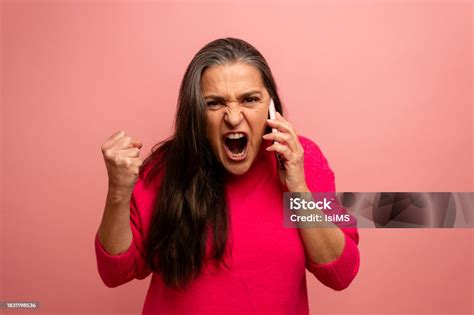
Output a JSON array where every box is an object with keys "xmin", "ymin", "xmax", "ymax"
[
  {"xmin": 94, "ymin": 183, "xmax": 152, "ymax": 288},
  {"xmin": 299, "ymin": 227, "xmax": 345, "ymax": 263},
  {"xmin": 293, "ymin": 187, "xmax": 346, "ymax": 264},
  {"xmin": 94, "ymin": 130, "xmax": 151, "ymax": 288},
  {"xmin": 288, "ymin": 185, "xmax": 360, "ymax": 291},
  {"xmin": 97, "ymin": 188, "xmax": 133, "ymax": 255},
  {"xmin": 296, "ymin": 140, "xmax": 360, "ymax": 291},
  {"xmin": 98, "ymin": 130, "xmax": 141, "ymax": 256},
  {"xmin": 264, "ymin": 116, "xmax": 360, "ymax": 290}
]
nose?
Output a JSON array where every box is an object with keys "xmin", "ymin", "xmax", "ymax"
[{"xmin": 224, "ymin": 103, "xmax": 243, "ymax": 127}]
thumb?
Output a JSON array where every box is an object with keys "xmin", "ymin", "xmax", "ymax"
[
  {"xmin": 275, "ymin": 111, "xmax": 284, "ymax": 121},
  {"xmin": 131, "ymin": 139, "xmax": 143, "ymax": 149}
]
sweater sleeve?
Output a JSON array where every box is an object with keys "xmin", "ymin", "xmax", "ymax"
[
  {"xmin": 298, "ymin": 135, "xmax": 360, "ymax": 291},
  {"xmin": 94, "ymin": 177, "xmax": 152, "ymax": 288}
]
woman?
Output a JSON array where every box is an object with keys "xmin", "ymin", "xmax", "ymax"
[{"xmin": 95, "ymin": 38, "xmax": 360, "ymax": 315}]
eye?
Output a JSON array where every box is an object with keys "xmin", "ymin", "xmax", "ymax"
[
  {"xmin": 244, "ymin": 97, "xmax": 259, "ymax": 103},
  {"xmin": 207, "ymin": 100, "xmax": 222, "ymax": 107}
]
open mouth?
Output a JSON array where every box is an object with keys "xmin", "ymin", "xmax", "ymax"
[{"xmin": 223, "ymin": 132, "xmax": 248, "ymax": 161}]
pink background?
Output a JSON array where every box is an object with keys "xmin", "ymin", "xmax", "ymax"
[{"xmin": 1, "ymin": 1, "xmax": 473, "ymax": 314}]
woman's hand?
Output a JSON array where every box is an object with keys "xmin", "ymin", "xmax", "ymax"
[
  {"xmin": 101, "ymin": 130, "xmax": 144, "ymax": 194},
  {"xmin": 263, "ymin": 112, "xmax": 309, "ymax": 192}
]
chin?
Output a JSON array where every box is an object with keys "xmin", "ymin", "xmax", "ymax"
[
  {"xmin": 224, "ymin": 161, "xmax": 252, "ymax": 175},
  {"xmin": 219, "ymin": 146, "xmax": 257, "ymax": 175}
]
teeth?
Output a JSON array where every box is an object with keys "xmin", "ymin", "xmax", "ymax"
[
  {"xmin": 231, "ymin": 150, "xmax": 246, "ymax": 157},
  {"xmin": 226, "ymin": 133, "xmax": 245, "ymax": 139}
]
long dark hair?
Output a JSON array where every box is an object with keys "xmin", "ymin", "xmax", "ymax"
[{"xmin": 141, "ymin": 38, "xmax": 284, "ymax": 289}]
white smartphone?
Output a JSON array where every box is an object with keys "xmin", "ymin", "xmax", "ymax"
[
  {"xmin": 268, "ymin": 98, "xmax": 284, "ymax": 168},
  {"xmin": 268, "ymin": 98, "xmax": 278, "ymax": 134}
]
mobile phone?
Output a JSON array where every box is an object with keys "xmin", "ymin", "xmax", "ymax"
[
  {"xmin": 268, "ymin": 98, "xmax": 277, "ymax": 134},
  {"xmin": 268, "ymin": 98, "xmax": 284, "ymax": 168}
]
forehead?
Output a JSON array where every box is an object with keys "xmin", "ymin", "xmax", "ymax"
[{"xmin": 201, "ymin": 63, "xmax": 264, "ymax": 94}]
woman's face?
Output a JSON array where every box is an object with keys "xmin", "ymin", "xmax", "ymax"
[{"xmin": 202, "ymin": 62, "xmax": 270, "ymax": 175}]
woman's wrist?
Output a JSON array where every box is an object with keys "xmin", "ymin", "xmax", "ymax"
[
  {"xmin": 288, "ymin": 184, "xmax": 310, "ymax": 193},
  {"xmin": 107, "ymin": 186, "xmax": 132, "ymax": 205}
]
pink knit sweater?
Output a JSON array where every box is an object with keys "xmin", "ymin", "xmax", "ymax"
[{"xmin": 94, "ymin": 135, "xmax": 360, "ymax": 315}]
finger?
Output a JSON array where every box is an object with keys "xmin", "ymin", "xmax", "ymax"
[
  {"xmin": 269, "ymin": 132, "xmax": 295, "ymax": 155},
  {"xmin": 275, "ymin": 112, "xmax": 298, "ymax": 135},
  {"xmin": 267, "ymin": 119, "xmax": 293, "ymax": 134},
  {"xmin": 266, "ymin": 142, "xmax": 294, "ymax": 161},
  {"xmin": 113, "ymin": 136, "xmax": 134, "ymax": 150},
  {"xmin": 131, "ymin": 139, "xmax": 143, "ymax": 149},
  {"xmin": 102, "ymin": 130, "xmax": 125, "ymax": 150},
  {"xmin": 263, "ymin": 125, "xmax": 300, "ymax": 152},
  {"xmin": 275, "ymin": 112, "xmax": 291, "ymax": 128},
  {"xmin": 262, "ymin": 131, "xmax": 299, "ymax": 152},
  {"xmin": 107, "ymin": 130, "xmax": 125, "ymax": 142},
  {"xmin": 121, "ymin": 147, "xmax": 140, "ymax": 158},
  {"xmin": 275, "ymin": 111, "xmax": 285, "ymax": 122},
  {"xmin": 267, "ymin": 119, "xmax": 302, "ymax": 152},
  {"xmin": 115, "ymin": 156, "xmax": 143, "ymax": 168}
]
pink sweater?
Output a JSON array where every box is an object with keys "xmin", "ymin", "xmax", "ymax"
[{"xmin": 95, "ymin": 135, "xmax": 360, "ymax": 315}]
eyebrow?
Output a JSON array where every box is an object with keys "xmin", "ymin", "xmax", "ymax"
[{"xmin": 203, "ymin": 90, "xmax": 262, "ymax": 100}]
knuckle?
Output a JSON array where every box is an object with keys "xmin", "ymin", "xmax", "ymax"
[
  {"xmin": 103, "ymin": 150, "xmax": 112, "ymax": 160},
  {"xmin": 113, "ymin": 154, "xmax": 122, "ymax": 164}
]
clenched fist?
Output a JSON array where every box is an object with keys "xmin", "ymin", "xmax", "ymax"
[{"xmin": 101, "ymin": 130, "xmax": 143, "ymax": 193}]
